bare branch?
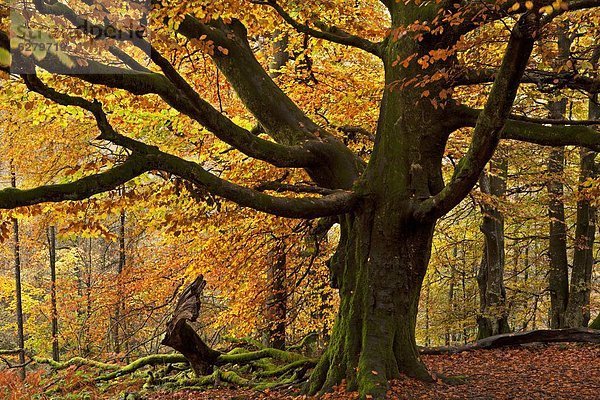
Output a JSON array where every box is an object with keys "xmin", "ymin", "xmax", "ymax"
[
  {"xmin": 452, "ymin": 68, "xmax": 600, "ymax": 93},
  {"xmin": 252, "ymin": 0, "xmax": 383, "ymax": 58}
]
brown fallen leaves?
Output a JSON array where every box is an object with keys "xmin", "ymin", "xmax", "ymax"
[{"xmin": 148, "ymin": 343, "xmax": 600, "ymax": 400}]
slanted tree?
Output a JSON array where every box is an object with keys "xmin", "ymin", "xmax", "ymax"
[{"xmin": 2, "ymin": 0, "xmax": 600, "ymax": 398}]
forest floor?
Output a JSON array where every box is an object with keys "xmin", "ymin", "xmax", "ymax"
[{"xmin": 147, "ymin": 343, "xmax": 600, "ymax": 400}]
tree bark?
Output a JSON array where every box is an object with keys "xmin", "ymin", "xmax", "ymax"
[
  {"xmin": 11, "ymin": 170, "xmax": 26, "ymax": 380},
  {"xmin": 162, "ymin": 275, "xmax": 221, "ymax": 376},
  {"xmin": 307, "ymin": 213, "xmax": 437, "ymax": 398},
  {"xmin": 564, "ymin": 67, "xmax": 599, "ymax": 327},
  {"xmin": 547, "ymin": 100, "xmax": 569, "ymax": 329},
  {"xmin": 265, "ymin": 244, "xmax": 287, "ymax": 350},
  {"xmin": 477, "ymin": 155, "xmax": 511, "ymax": 338},
  {"xmin": 47, "ymin": 225, "xmax": 59, "ymax": 362},
  {"xmin": 590, "ymin": 313, "xmax": 600, "ymax": 329}
]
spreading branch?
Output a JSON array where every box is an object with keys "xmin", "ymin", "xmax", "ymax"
[
  {"xmin": 5, "ymin": 73, "xmax": 358, "ymax": 218},
  {"xmin": 0, "ymin": 156, "xmax": 150, "ymax": 210},
  {"xmin": 451, "ymin": 105, "xmax": 600, "ymax": 152},
  {"xmin": 416, "ymin": 14, "xmax": 538, "ymax": 220},
  {"xmin": 2, "ymin": 27, "xmax": 320, "ymax": 169},
  {"xmin": 453, "ymin": 68, "xmax": 600, "ymax": 93}
]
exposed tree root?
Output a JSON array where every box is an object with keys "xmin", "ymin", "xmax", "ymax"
[
  {"xmin": 32, "ymin": 276, "xmax": 317, "ymax": 394},
  {"xmin": 96, "ymin": 354, "xmax": 188, "ymax": 381},
  {"xmin": 286, "ymin": 332, "xmax": 318, "ymax": 352},
  {"xmin": 420, "ymin": 328, "xmax": 600, "ymax": 355},
  {"xmin": 34, "ymin": 356, "xmax": 121, "ymax": 371},
  {"xmin": 0, "ymin": 349, "xmax": 23, "ymax": 356}
]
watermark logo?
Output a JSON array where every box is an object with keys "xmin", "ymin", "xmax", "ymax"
[{"xmin": 9, "ymin": 0, "xmax": 151, "ymax": 74}]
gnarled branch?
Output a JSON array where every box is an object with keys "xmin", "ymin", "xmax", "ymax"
[
  {"xmin": 451, "ymin": 105, "xmax": 600, "ymax": 152},
  {"xmin": 416, "ymin": 14, "xmax": 538, "ymax": 220}
]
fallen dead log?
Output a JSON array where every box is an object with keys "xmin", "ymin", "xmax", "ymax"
[
  {"xmin": 161, "ymin": 275, "xmax": 221, "ymax": 376},
  {"xmin": 160, "ymin": 275, "xmax": 316, "ymax": 379},
  {"xmin": 420, "ymin": 328, "xmax": 600, "ymax": 355}
]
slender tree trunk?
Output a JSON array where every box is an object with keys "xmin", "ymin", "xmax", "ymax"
[
  {"xmin": 424, "ymin": 277, "xmax": 431, "ymax": 347},
  {"xmin": 265, "ymin": 243, "xmax": 287, "ymax": 350},
  {"xmin": 11, "ymin": 170, "xmax": 26, "ymax": 380},
  {"xmin": 547, "ymin": 100, "xmax": 569, "ymax": 329},
  {"xmin": 260, "ymin": 35, "xmax": 290, "ymax": 351},
  {"xmin": 83, "ymin": 237, "xmax": 92, "ymax": 356},
  {"xmin": 47, "ymin": 225, "xmax": 59, "ymax": 362},
  {"xmin": 114, "ymin": 210, "xmax": 126, "ymax": 355},
  {"xmin": 477, "ymin": 155, "xmax": 511, "ymax": 338}
]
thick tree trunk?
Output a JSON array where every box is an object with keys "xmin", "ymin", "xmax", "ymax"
[
  {"xmin": 307, "ymin": 211, "xmax": 436, "ymax": 399},
  {"xmin": 308, "ymin": 19, "xmax": 451, "ymax": 396},
  {"xmin": 547, "ymin": 101, "xmax": 569, "ymax": 329},
  {"xmin": 477, "ymin": 156, "xmax": 511, "ymax": 338},
  {"xmin": 47, "ymin": 225, "xmax": 59, "ymax": 362}
]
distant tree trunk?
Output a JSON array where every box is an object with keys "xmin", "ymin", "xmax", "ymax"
[
  {"xmin": 477, "ymin": 155, "xmax": 511, "ymax": 339},
  {"xmin": 547, "ymin": 100, "xmax": 569, "ymax": 329},
  {"xmin": 261, "ymin": 34, "xmax": 290, "ymax": 351},
  {"xmin": 565, "ymin": 56, "xmax": 598, "ymax": 327},
  {"xmin": 445, "ymin": 247, "xmax": 456, "ymax": 346},
  {"xmin": 424, "ymin": 278, "xmax": 431, "ymax": 347},
  {"xmin": 265, "ymin": 243, "xmax": 287, "ymax": 350},
  {"xmin": 113, "ymin": 209, "xmax": 127, "ymax": 357},
  {"xmin": 83, "ymin": 237, "xmax": 92, "ymax": 356},
  {"xmin": 47, "ymin": 225, "xmax": 59, "ymax": 362},
  {"xmin": 11, "ymin": 170, "xmax": 26, "ymax": 379},
  {"xmin": 564, "ymin": 149, "xmax": 596, "ymax": 327}
]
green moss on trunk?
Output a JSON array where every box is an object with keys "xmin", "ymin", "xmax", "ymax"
[{"xmin": 308, "ymin": 211, "xmax": 436, "ymax": 399}]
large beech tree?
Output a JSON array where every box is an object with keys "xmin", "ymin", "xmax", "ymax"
[{"xmin": 1, "ymin": 0, "xmax": 600, "ymax": 398}]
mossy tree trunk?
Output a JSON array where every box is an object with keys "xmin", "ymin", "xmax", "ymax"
[
  {"xmin": 308, "ymin": 214, "xmax": 436, "ymax": 398},
  {"xmin": 308, "ymin": 13, "xmax": 452, "ymax": 395}
]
